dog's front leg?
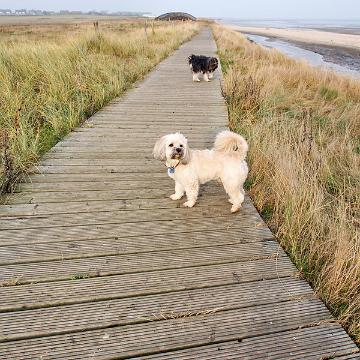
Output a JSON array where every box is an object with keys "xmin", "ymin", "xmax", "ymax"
[
  {"xmin": 170, "ymin": 181, "xmax": 185, "ymax": 200},
  {"xmin": 183, "ymin": 182, "xmax": 199, "ymax": 208},
  {"xmin": 203, "ymin": 72, "xmax": 210, "ymax": 82},
  {"xmin": 192, "ymin": 72, "xmax": 200, "ymax": 82}
]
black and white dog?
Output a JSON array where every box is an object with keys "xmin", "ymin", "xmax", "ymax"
[{"xmin": 188, "ymin": 54, "xmax": 219, "ymax": 82}]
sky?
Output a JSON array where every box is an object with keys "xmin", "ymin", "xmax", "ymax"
[{"xmin": 1, "ymin": 0, "xmax": 360, "ymax": 19}]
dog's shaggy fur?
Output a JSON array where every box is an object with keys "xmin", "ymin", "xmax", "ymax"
[
  {"xmin": 153, "ymin": 131, "xmax": 248, "ymax": 212},
  {"xmin": 188, "ymin": 54, "xmax": 219, "ymax": 82}
]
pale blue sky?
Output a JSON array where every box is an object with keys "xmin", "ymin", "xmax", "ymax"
[{"xmin": 1, "ymin": 0, "xmax": 359, "ymax": 19}]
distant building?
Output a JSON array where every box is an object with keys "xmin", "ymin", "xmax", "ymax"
[
  {"xmin": 0, "ymin": 9, "xmax": 12, "ymax": 15},
  {"xmin": 15, "ymin": 9, "xmax": 27, "ymax": 15},
  {"xmin": 0, "ymin": 9, "xmax": 150, "ymax": 16},
  {"xmin": 155, "ymin": 12, "xmax": 196, "ymax": 21}
]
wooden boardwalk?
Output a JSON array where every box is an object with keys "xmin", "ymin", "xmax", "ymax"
[{"xmin": 0, "ymin": 29, "xmax": 358, "ymax": 359}]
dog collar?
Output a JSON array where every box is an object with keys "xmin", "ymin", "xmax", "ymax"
[{"xmin": 165, "ymin": 160, "xmax": 180, "ymax": 174}]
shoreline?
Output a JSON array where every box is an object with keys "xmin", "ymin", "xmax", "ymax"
[
  {"xmin": 290, "ymin": 40, "xmax": 360, "ymax": 72},
  {"xmin": 225, "ymin": 25, "xmax": 360, "ymax": 51},
  {"xmin": 313, "ymin": 27, "xmax": 360, "ymax": 35},
  {"xmin": 225, "ymin": 25, "xmax": 360, "ymax": 73}
]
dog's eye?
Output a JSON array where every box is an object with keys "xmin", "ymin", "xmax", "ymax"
[
  {"xmin": 169, "ymin": 143, "xmax": 173, "ymax": 147},
  {"xmin": 179, "ymin": 144, "xmax": 183, "ymax": 147}
]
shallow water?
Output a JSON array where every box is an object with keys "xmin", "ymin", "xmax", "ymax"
[
  {"xmin": 220, "ymin": 19, "xmax": 360, "ymax": 30},
  {"xmin": 245, "ymin": 33, "xmax": 360, "ymax": 78}
]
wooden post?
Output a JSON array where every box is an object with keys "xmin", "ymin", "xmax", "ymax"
[
  {"xmin": 144, "ymin": 20, "xmax": 148, "ymax": 40},
  {"xmin": 93, "ymin": 21, "xmax": 99, "ymax": 33},
  {"xmin": 151, "ymin": 20, "xmax": 155, "ymax": 36}
]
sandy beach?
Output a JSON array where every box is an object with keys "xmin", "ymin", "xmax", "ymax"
[
  {"xmin": 226, "ymin": 25, "xmax": 360, "ymax": 51},
  {"xmin": 225, "ymin": 24, "xmax": 360, "ymax": 73}
]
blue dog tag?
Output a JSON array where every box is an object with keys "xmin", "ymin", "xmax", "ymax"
[{"xmin": 168, "ymin": 167, "xmax": 175, "ymax": 175}]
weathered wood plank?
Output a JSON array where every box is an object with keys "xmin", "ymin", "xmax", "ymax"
[
  {"xmin": 137, "ymin": 325, "xmax": 359, "ymax": 360},
  {"xmin": 0, "ymin": 258, "xmax": 297, "ymax": 311},
  {"xmin": 16, "ymin": 179, "xmax": 173, "ymax": 193},
  {"xmin": 333, "ymin": 355, "xmax": 360, "ymax": 359},
  {"xmin": 16, "ymin": 179, "xmax": 175, "ymax": 192},
  {"xmin": 0, "ymin": 201, "xmax": 259, "ymax": 229},
  {"xmin": 0, "ymin": 278, "xmax": 312, "ymax": 342},
  {"xmin": 0, "ymin": 300, "xmax": 332, "ymax": 359},
  {"xmin": 5, "ymin": 185, "xmax": 224, "ymax": 204},
  {"xmin": 20, "ymin": 172, "xmax": 170, "ymax": 182},
  {"xmin": 0, "ymin": 215, "xmax": 270, "ymax": 245},
  {"xmin": 0, "ymin": 242, "xmax": 284, "ymax": 283},
  {"xmin": 0, "ymin": 195, "xmax": 233, "ymax": 216},
  {"xmin": 0, "ymin": 228, "xmax": 274, "ymax": 265}
]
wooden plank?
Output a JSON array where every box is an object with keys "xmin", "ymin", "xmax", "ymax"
[
  {"xmin": 85, "ymin": 110, "xmax": 226, "ymax": 116},
  {"xmin": 52, "ymin": 143, "xmax": 212, "ymax": 150},
  {"xmin": 0, "ymin": 258, "xmax": 297, "ymax": 311},
  {"xmin": 137, "ymin": 325, "xmax": 359, "ymax": 360},
  {"xmin": 0, "ymin": 242, "xmax": 284, "ymax": 283},
  {"xmin": 5, "ymin": 185, "xmax": 225, "ymax": 204},
  {"xmin": 0, "ymin": 228, "xmax": 274, "ymax": 265},
  {"xmin": 25, "ymin": 172, "xmax": 168, "ymax": 182},
  {"xmin": 0, "ymin": 278, "xmax": 313, "ymax": 342},
  {"xmin": 74, "ymin": 123, "xmax": 223, "ymax": 129},
  {"xmin": 0, "ymin": 300, "xmax": 332, "ymax": 359},
  {"xmin": 16, "ymin": 179, "xmax": 174, "ymax": 192},
  {"xmin": 333, "ymin": 355, "xmax": 360, "ymax": 360},
  {"xmin": 0, "ymin": 195, "xmax": 234, "ymax": 217},
  {"xmin": 43, "ymin": 147, "xmax": 202, "ymax": 153},
  {"xmin": 0, "ymin": 201, "xmax": 260, "ymax": 230},
  {"xmin": 0, "ymin": 215, "xmax": 270, "ymax": 245},
  {"xmin": 33, "ymin": 165, "xmax": 168, "ymax": 173},
  {"xmin": 57, "ymin": 131, "xmax": 220, "ymax": 137},
  {"xmin": 88, "ymin": 117, "xmax": 227, "ymax": 123},
  {"xmin": 50, "ymin": 137, "xmax": 215, "ymax": 144},
  {"xmin": 84, "ymin": 123, "xmax": 226, "ymax": 128}
]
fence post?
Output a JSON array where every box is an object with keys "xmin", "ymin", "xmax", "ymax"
[{"xmin": 144, "ymin": 20, "xmax": 148, "ymax": 40}]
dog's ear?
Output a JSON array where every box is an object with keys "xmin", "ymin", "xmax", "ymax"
[{"xmin": 153, "ymin": 135, "xmax": 167, "ymax": 161}]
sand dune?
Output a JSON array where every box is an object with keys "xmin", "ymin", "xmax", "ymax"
[{"xmin": 226, "ymin": 25, "xmax": 360, "ymax": 50}]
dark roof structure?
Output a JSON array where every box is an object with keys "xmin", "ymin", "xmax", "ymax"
[{"xmin": 155, "ymin": 12, "xmax": 196, "ymax": 21}]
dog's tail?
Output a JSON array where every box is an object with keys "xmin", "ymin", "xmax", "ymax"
[{"xmin": 213, "ymin": 130, "xmax": 248, "ymax": 160}]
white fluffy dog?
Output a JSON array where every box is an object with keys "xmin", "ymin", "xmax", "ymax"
[{"xmin": 153, "ymin": 130, "xmax": 248, "ymax": 213}]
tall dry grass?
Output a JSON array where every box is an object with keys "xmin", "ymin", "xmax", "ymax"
[
  {"xmin": 0, "ymin": 20, "xmax": 199, "ymax": 192},
  {"xmin": 213, "ymin": 24, "xmax": 360, "ymax": 343}
]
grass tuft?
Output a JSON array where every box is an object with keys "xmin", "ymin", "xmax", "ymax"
[
  {"xmin": 0, "ymin": 276, "xmax": 23, "ymax": 287},
  {"xmin": 71, "ymin": 273, "xmax": 90, "ymax": 280},
  {"xmin": 141, "ymin": 307, "xmax": 224, "ymax": 322},
  {"xmin": 319, "ymin": 85, "xmax": 339, "ymax": 101}
]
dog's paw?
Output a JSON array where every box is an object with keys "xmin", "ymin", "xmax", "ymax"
[
  {"xmin": 183, "ymin": 200, "xmax": 196, "ymax": 208},
  {"xmin": 231, "ymin": 204, "xmax": 241, "ymax": 213},
  {"xmin": 170, "ymin": 194, "xmax": 183, "ymax": 200},
  {"xmin": 193, "ymin": 78, "xmax": 201, "ymax": 82}
]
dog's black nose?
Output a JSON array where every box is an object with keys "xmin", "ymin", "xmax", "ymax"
[{"xmin": 176, "ymin": 147, "xmax": 182, "ymax": 153}]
